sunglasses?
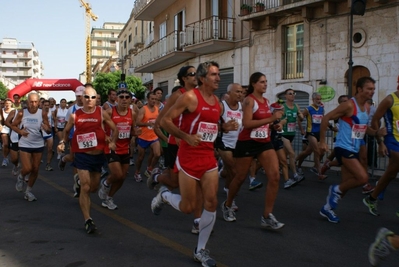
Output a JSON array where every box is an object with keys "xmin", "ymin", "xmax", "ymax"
[
  {"xmin": 287, "ymin": 92, "xmax": 296, "ymax": 96},
  {"xmin": 118, "ymin": 95, "xmax": 131, "ymax": 99},
  {"xmin": 84, "ymin": 95, "xmax": 97, "ymax": 99},
  {"xmin": 185, "ymin": 72, "xmax": 196, "ymax": 77}
]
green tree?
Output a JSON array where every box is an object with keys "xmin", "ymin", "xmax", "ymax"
[
  {"xmin": 0, "ymin": 81, "xmax": 9, "ymax": 99},
  {"xmin": 93, "ymin": 71, "xmax": 146, "ymax": 103}
]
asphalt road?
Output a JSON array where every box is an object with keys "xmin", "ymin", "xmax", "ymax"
[{"xmin": 1, "ymin": 153, "xmax": 399, "ymax": 267}]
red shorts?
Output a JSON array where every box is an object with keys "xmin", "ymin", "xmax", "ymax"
[{"xmin": 175, "ymin": 155, "xmax": 217, "ymax": 180}]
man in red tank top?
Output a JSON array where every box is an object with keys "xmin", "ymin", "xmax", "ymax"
[
  {"xmin": 153, "ymin": 61, "xmax": 221, "ymax": 267},
  {"xmin": 98, "ymin": 89, "xmax": 140, "ymax": 210},
  {"xmin": 58, "ymin": 85, "xmax": 118, "ymax": 234}
]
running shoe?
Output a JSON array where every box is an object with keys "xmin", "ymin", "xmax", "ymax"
[
  {"xmin": 58, "ymin": 157, "xmax": 66, "ymax": 171},
  {"xmin": 144, "ymin": 168, "xmax": 151, "ymax": 179},
  {"xmin": 24, "ymin": 191, "xmax": 37, "ymax": 202},
  {"xmin": 327, "ymin": 185, "xmax": 341, "ymax": 210},
  {"xmin": 320, "ymin": 160, "xmax": 330, "ymax": 175},
  {"xmin": 296, "ymin": 167, "xmax": 304, "ymax": 176},
  {"xmin": 85, "ymin": 218, "xmax": 97, "ymax": 234},
  {"xmin": 368, "ymin": 227, "xmax": 395, "ymax": 266},
  {"xmin": 363, "ymin": 196, "xmax": 380, "ymax": 216},
  {"xmin": 100, "ymin": 167, "xmax": 108, "ymax": 178},
  {"xmin": 151, "ymin": 186, "xmax": 169, "ymax": 215},
  {"xmin": 57, "ymin": 154, "xmax": 61, "ymax": 160},
  {"xmin": 363, "ymin": 183, "xmax": 375, "ymax": 194},
  {"xmin": 45, "ymin": 164, "xmax": 53, "ymax": 171},
  {"xmin": 15, "ymin": 174, "xmax": 24, "ymax": 192},
  {"xmin": 129, "ymin": 157, "xmax": 135, "ymax": 166},
  {"xmin": 191, "ymin": 220, "xmax": 200, "ymax": 235},
  {"xmin": 284, "ymin": 178, "xmax": 296, "ymax": 189},
  {"xmin": 261, "ymin": 213, "xmax": 285, "ymax": 229},
  {"xmin": 231, "ymin": 200, "xmax": 238, "ymax": 212},
  {"xmin": 310, "ymin": 167, "xmax": 319, "ymax": 175},
  {"xmin": 2, "ymin": 158, "xmax": 8, "ymax": 167},
  {"xmin": 12, "ymin": 164, "xmax": 20, "ymax": 176},
  {"xmin": 134, "ymin": 173, "xmax": 143, "ymax": 182},
  {"xmin": 102, "ymin": 197, "xmax": 118, "ymax": 210},
  {"xmin": 294, "ymin": 172, "xmax": 305, "ymax": 183},
  {"xmin": 73, "ymin": 174, "xmax": 80, "ymax": 198},
  {"xmin": 193, "ymin": 248, "xmax": 216, "ymax": 267},
  {"xmin": 147, "ymin": 168, "xmax": 161, "ymax": 190},
  {"xmin": 221, "ymin": 200, "xmax": 236, "ymax": 222},
  {"xmin": 98, "ymin": 179, "xmax": 110, "ymax": 200},
  {"xmin": 319, "ymin": 206, "xmax": 339, "ymax": 223},
  {"xmin": 249, "ymin": 179, "xmax": 263, "ymax": 191}
]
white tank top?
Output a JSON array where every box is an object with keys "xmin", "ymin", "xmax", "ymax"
[
  {"xmin": 221, "ymin": 100, "xmax": 243, "ymax": 149},
  {"xmin": 10, "ymin": 111, "xmax": 19, "ymax": 143},
  {"xmin": 19, "ymin": 109, "xmax": 44, "ymax": 148},
  {"xmin": 1, "ymin": 108, "xmax": 13, "ymax": 134},
  {"xmin": 56, "ymin": 107, "xmax": 68, "ymax": 128}
]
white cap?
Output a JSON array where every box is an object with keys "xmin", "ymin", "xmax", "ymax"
[{"xmin": 75, "ymin": 86, "xmax": 85, "ymax": 96}]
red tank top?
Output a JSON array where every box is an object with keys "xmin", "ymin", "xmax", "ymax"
[
  {"xmin": 168, "ymin": 87, "xmax": 186, "ymax": 145},
  {"xmin": 72, "ymin": 107, "xmax": 106, "ymax": 153},
  {"xmin": 139, "ymin": 105, "xmax": 158, "ymax": 141},
  {"xmin": 104, "ymin": 106, "xmax": 134, "ymax": 155},
  {"xmin": 178, "ymin": 89, "xmax": 220, "ymax": 157},
  {"xmin": 238, "ymin": 94, "xmax": 272, "ymax": 143}
]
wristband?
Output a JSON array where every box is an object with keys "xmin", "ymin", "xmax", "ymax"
[{"xmin": 59, "ymin": 140, "xmax": 65, "ymax": 144}]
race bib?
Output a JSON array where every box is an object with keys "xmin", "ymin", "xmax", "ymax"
[
  {"xmin": 250, "ymin": 124, "xmax": 269, "ymax": 139},
  {"xmin": 197, "ymin": 122, "xmax": 218, "ymax": 142},
  {"xmin": 396, "ymin": 120, "xmax": 399, "ymax": 132},
  {"xmin": 77, "ymin": 132, "xmax": 98, "ymax": 149},
  {"xmin": 287, "ymin": 122, "xmax": 296, "ymax": 132},
  {"xmin": 351, "ymin": 124, "xmax": 367, "ymax": 139},
  {"xmin": 118, "ymin": 125, "xmax": 131, "ymax": 139},
  {"xmin": 312, "ymin": 114, "xmax": 323, "ymax": 124},
  {"xmin": 226, "ymin": 110, "xmax": 242, "ymax": 126},
  {"xmin": 57, "ymin": 117, "xmax": 66, "ymax": 128}
]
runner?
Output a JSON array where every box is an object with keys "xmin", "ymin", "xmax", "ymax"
[
  {"xmin": 4, "ymin": 108, "xmax": 20, "ymax": 176},
  {"xmin": 42, "ymin": 100, "xmax": 55, "ymax": 171},
  {"xmin": 152, "ymin": 61, "xmax": 221, "ymax": 267},
  {"xmin": 1, "ymin": 98, "xmax": 14, "ymax": 167},
  {"xmin": 57, "ymin": 85, "xmax": 118, "ymax": 234},
  {"xmin": 10, "ymin": 93, "xmax": 52, "ymax": 201},
  {"xmin": 53, "ymin": 98, "xmax": 68, "ymax": 160},
  {"xmin": 102, "ymin": 89, "xmax": 117, "ymax": 110}
]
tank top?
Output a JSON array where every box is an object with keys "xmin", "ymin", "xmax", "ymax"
[
  {"xmin": 178, "ymin": 89, "xmax": 220, "ymax": 157},
  {"xmin": 56, "ymin": 107, "xmax": 68, "ymax": 128},
  {"xmin": 104, "ymin": 106, "xmax": 134, "ymax": 154},
  {"xmin": 71, "ymin": 107, "xmax": 106, "ymax": 153},
  {"xmin": 168, "ymin": 88, "xmax": 186, "ymax": 145},
  {"xmin": 238, "ymin": 94, "xmax": 272, "ymax": 143},
  {"xmin": 19, "ymin": 109, "xmax": 44, "ymax": 148},
  {"xmin": 220, "ymin": 100, "xmax": 242, "ymax": 149},
  {"xmin": 383, "ymin": 92, "xmax": 399, "ymax": 142},
  {"xmin": 138, "ymin": 105, "xmax": 159, "ymax": 141},
  {"xmin": 335, "ymin": 98, "xmax": 369, "ymax": 153},
  {"xmin": 9, "ymin": 110, "xmax": 19, "ymax": 143},
  {"xmin": 282, "ymin": 103, "xmax": 298, "ymax": 135},
  {"xmin": 1, "ymin": 108, "xmax": 13, "ymax": 134},
  {"xmin": 105, "ymin": 101, "xmax": 116, "ymax": 109},
  {"xmin": 306, "ymin": 104, "xmax": 324, "ymax": 133},
  {"xmin": 42, "ymin": 110, "xmax": 53, "ymax": 139}
]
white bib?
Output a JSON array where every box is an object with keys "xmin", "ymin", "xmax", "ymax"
[
  {"xmin": 197, "ymin": 122, "xmax": 218, "ymax": 142},
  {"xmin": 77, "ymin": 132, "xmax": 98, "ymax": 149},
  {"xmin": 250, "ymin": 124, "xmax": 269, "ymax": 139},
  {"xmin": 351, "ymin": 124, "xmax": 367, "ymax": 139}
]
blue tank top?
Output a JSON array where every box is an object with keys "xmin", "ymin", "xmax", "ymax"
[
  {"xmin": 335, "ymin": 98, "xmax": 369, "ymax": 153},
  {"xmin": 306, "ymin": 105, "xmax": 324, "ymax": 133}
]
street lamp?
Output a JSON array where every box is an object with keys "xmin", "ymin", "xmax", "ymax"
[{"xmin": 348, "ymin": 0, "xmax": 367, "ymax": 97}]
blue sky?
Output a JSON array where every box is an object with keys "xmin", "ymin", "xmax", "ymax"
[{"xmin": 0, "ymin": 0, "xmax": 133, "ymax": 101}]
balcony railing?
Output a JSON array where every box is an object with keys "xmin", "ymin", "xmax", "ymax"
[
  {"xmin": 184, "ymin": 16, "xmax": 235, "ymax": 46},
  {"xmin": 240, "ymin": 0, "xmax": 309, "ymax": 15},
  {"xmin": 132, "ymin": 0, "xmax": 151, "ymax": 17},
  {"xmin": 133, "ymin": 35, "xmax": 144, "ymax": 47},
  {"xmin": 283, "ymin": 50, "xmax": 304, "ymax": 79},
  {"xmin": 145, "ymin": 31, "xmax": 154, "ymax": 47},
  {"xmin": 134, "ymin": 30, "xmax": 181, "ymax": 68}
]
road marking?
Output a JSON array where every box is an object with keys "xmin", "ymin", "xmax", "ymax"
[{"xmin": 39, "ymin": 174, "xmax": 227, "ymax": 267}]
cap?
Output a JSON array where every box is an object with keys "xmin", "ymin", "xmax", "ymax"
[{"xmin": 75, "ymin": 86, "xmax": 85, "ymax": 96}]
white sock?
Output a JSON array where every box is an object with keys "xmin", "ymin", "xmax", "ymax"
[
  {"xmin": 249, "ymin": 176, "xmax": 255, "ymax": 183},
  {"xmin": 162, "ymin": 191, "xmax": 181, "ymax": 211},
  {"xmin": 197, "ymin": 210, "xmax": 216, "ymax": 251}
]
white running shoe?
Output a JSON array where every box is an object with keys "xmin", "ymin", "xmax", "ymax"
[
  {"xmin": 102, "ymin": 197, "xmax": 118, "ymax": 210},
  {"xmin": 24, "ymin": 191, "xmax": 37, "ymax": 202}
]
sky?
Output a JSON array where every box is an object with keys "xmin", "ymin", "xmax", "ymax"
[{"xmin": 0, "ymin": 0, "xmax": 133, "ymax": 102}]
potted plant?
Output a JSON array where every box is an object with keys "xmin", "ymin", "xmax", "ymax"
[
  {"xmin": 255, "ymin": 2, "xmax": 265, "ymax": 12},
  {"xmin": 240, "ymin": 4, "xmax": 252, "ymax": 15}
]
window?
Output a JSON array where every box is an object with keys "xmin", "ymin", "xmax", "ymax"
[
  {"xmin": 283, "ymin": 23, "xmax": 304, "ymax": 79},
  {"xmin": 124, "ymin": 40, "xmax": 127, "ymax": 48}
]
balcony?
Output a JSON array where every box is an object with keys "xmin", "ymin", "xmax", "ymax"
[
  {"xmin": 18, "ymin": 53, "xmax": 31, "ymax": 59},
  {"xmin": 0, "ymin": 54, "xmax": 17, "ymax": 59},
  {"xmin": 183, "ymin": 16, "xmax": 235, "ymax": 54},
  {"xmin": 239, "ymin": 0, "xmax": 340, "ymax": 23},
  {"xmin": 133, "ymin": 30, "xmax": 195, "ymax": 73},
  {"xmin": 133, "ymin": 0, "xmax": 176, "ymax": 20},
  {"xmin": 18, "ymin": 62, "xmax": 32, "ymax": 68},
  {"xmin": 133, "ymin": 35, "xmax": 144, "ymax": 48},
  {"xmin": 18, "ymin": 71, "xmax": 32, "ymax": 77}
]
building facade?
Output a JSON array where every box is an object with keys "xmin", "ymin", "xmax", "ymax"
[
  {"xmin": 91, "ymin": 22, "xmax": 125, "ymax": 77},
  {"xmin": 0, "ymin": 38, "xmax": 44, "ymax": 89}
]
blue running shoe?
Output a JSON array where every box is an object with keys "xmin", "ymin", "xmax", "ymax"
[
  {"xmin": 326, "ymin": 185, "xmax": 341, "ymax": 210},
  {"xmin": 249, "ymin": 180, "xmax": 263, "ymax": 191},
  {"xmin": 319, "ymin": 207, "xmax": 339, "ymax": 223}
]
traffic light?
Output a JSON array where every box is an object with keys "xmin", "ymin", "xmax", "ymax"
[
  {"xmin": 121, "ymin": 73, "xmax": 126, "ymax": 81},
  {"xmin": 351, "ymin": 0, "xmax": 366, "ymax": 16}
]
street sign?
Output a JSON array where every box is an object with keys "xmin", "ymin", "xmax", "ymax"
[{"xmin": 118, "ymin": 82, "xmax": 127, "ymax": 89}]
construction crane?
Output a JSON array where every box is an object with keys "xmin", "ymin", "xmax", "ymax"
[{"xmin": 79, "ymin": 0, "xmax": 98, "ymax": 82}]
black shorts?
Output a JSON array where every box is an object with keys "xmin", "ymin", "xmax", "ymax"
[
  {"xmin": 10, "ymin": 142, "xmax": 19, "ymax": 151},
  {"xmin": 72, "ymin": 152, "xmax": 105, "ymax": 173},
  {"xmin": 57, "ymin": 127, "xmax": 64, "ymax": 132},
  {"xmin": 306, "ymin": 132, "xmax": 320, "ymax": 142},
  {"xmin": 282, "ymin": 135, "xmax": 295, "ymax": 143},
  {"xmin": 105, "ymin": 151, "xmax": 130, "ymax": 165},
  {"xmin": 272, "ymin": 138, "xmax": 284, "ymax": 151},
  {"xmin": 215, "ymin": 137, "xmax": 235, "ymax": 152},
  {"xmin": 165, "ymin": 144, "xmax": 178, "ymax": 169},
  {"xmin": 233, "ymin": 140, "xmax": 274, "ymax": 158},
  {"xmin": 334, "ymin": 147, "xmax": 359, "ymax": 166},
  {"xmin": 19, "ymin": 146, "xmax": 44, "ymax": 153}
]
